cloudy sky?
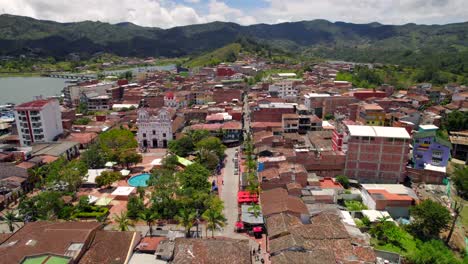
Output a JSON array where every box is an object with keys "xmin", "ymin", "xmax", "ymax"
[{"xmin": 0, "ymin": 0, "xmax": 466, "ymax": 28}]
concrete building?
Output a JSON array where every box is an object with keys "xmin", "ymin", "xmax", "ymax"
[
  {"xmin": 361, "ymin": 184, "xmax": 417, "ymax": 219},
  {"xmin": 269, "ymin": 80, "xmax": 297, "ymax": 99},
  {"xmin": 344, "ymin": 125, "xmax": 411, "ymax": 183},
  {"xmin": 63, "ymin": 82, "xmax": 114, "ymax": 106},
  {"xmin": 137, "ymin": 108, "xmax": 173, "ymax": 148},
  {"xmin": 14, "ymin": 99, "xmax": 63, "ymax": 146}
]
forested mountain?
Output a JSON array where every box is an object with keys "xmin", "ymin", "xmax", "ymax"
[{"xmin": 1, "ymin": 14, "xmax": 467, "ymax": 75}]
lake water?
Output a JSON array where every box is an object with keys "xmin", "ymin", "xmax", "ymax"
[{"xmin": 0, "ymin": 77, "xmax": 67, "ymax": 104}]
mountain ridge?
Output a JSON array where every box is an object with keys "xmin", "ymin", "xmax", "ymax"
[{"xmin": 0, "ymin": 14, "xmax": 468, "ymax": 75}]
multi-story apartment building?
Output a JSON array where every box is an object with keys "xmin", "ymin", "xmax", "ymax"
[
  {"xmin": 357, "ymin": 103, "xmax": 386, "ymax": 126},
  {"xmin": 268, "ymin": 81, "xmax": 297, "ymax": 99},
  {"xmin": 63, "ymin": 82, "xmax": 114, "ymax": 107},
  {"xmin": 344, "ymin": 125, "xmax": 410, "ymax": 183},
  {"xmin": 14, "ymin": 99, "xmax": 63, "ymax": 146},
  {"xmin": 412, "ymin": 125, "xmax": 451, "ymax": 169},
  {"xmin": 137, "ymin": 108, "xmax": 174, "ymax": 149}
]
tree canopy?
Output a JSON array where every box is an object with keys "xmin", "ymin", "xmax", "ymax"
[{"xmin": 409, "ymin": 199, "xmax": 451, "ymax": 240}]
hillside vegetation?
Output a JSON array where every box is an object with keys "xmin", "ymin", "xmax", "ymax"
[{"xmin": 1, "ymin": 14, "xmax": 468, "ymax": 78}]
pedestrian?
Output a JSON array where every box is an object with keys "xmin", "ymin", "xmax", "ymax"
[
  {"xmin": 253, "ymin": 249, "xmax": 256, "ymax": 255},
  {"xmin": 260, "ymin": 258, "xmax": 264, "ymax": 264},
  {"xmin": 222, "ymin": 180, "xmax": 224, "ymax": 185},
  {"xmin": 258, "ymin": 244, "xmax": 261, "ymax": 252}
]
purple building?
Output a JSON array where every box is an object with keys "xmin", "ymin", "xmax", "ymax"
[{"xmin": 412, "ymin": 125, "xmax": 452, "ymax": 170}]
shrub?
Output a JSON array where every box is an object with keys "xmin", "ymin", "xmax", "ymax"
[
  {"xmin": 336, "ymin": 175, "xmax": 350, "ymax": 189},
  {"xmin": 345, "ymin": 200, "xmax": 368, "ymax": 211}
]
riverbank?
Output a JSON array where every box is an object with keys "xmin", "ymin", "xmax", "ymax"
[{"xmin": 0, "ymin": 72, "xmax": 43, "ymax": 77}]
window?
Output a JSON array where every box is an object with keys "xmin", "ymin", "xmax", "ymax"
[
  {"xmin": 163, "ymin": 133, "xmax": 166, "ymax": 138},
  {"xmin": 143, "ymin": 133, "xmax": 146, "ymax": 138},
  {"xmin": 153, "ymin": 130, "xmax": 156, "ymax": 135}
]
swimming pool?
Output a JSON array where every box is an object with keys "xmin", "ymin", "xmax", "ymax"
[{"xmin": 128, "ymin": 173, "xmax": 150, "ymax": 187}]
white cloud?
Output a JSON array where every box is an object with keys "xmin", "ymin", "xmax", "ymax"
[
  {"xmin": 0, "ymin": 0, "xmax": 205, "ymax": 28},
  {"xmin": 260, "ymin": 0, "xmax": 468, "ymax": 25},
  {"xmin": 0, "ymin": 0, "xmax": 465, "ymax": 28}
]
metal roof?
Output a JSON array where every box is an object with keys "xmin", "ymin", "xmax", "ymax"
[{"xmin": 347, "ymin": 125, "xmax": 410, "ymax": 139}]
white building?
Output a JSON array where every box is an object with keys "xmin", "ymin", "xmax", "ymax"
[
  {"xmin": 164, "ymin": 92, "xmax": 178, "ymax": 108},
  {"xmin": 137, "ymin": 108, "xmax": 173, "ymax": 148},
  {"xmin": 63, "ymin": 82, "xmax": 114, "ymax": 106},
  {"xmin": 14, "ymin": 99, "xmax": 63, "ymax": 146},
  {"xmin": 268, "ymin": 81, "xmax": 297, "ymax": 99}
]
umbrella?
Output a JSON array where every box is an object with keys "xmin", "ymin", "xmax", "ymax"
[
  {"xmin": 253, "ymin": 226, "xmax": 263, "ymax": 233},
  {"xmin": 105, "ymin": 161, "xmax": 116, "ymax": 167},
  {"xmin": 235, "ymin": 221, "xmax": 244, "ymax": 229},
  {"xmin": 120, "ymin": 169, "xmax": 130, "ymax": 176}
]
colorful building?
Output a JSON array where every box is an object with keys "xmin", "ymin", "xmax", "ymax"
[{"xmin": 412, "ymin": 125, "xmax": 452, "ymax": 170}]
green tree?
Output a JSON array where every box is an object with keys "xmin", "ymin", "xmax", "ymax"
[
  {"xmin": 28, "ymin": 166, "xmax": 45, "ymax": 187},
  {"xmin": 119, "ymin": 150, "xmax": 142, "ymax": 169},
  {"xmin": 138, "ymin": 209, "xmax": 159, "ymax": 236},
  {"xmin": 177, "ymin": 163, "xmax": 211, "ymax": 192},
  {"xmin": 73, "ymin": 117, "xmax": 91, "ymax": 125},
  {"xmin": 187, "ymin": 129, "xmax": 210, "ymax": 143},
  {"xmin": 0, "ymin": 211, "xmax": 21, "ymax": 232},
  {"xmin": 202, "ymin": 197, "xmax": 227, "ymax": 238},
  {"xmin": 452, "ymin": 166, "xmax": 468, "ymax": 199},
  {"xmin": 247, "ymin": 203, "xmax": 261, "ymax": 218},
  {"xmin": 196, "ymin": 136, "xmax": 226, "ymax": 158},
  {"xmin": 443, "ymin": 110, "xmax": 468, "ymax": 131},
  {"xmin": 95, "ymin": 171, "xmax": 122, "ymax": 188},
  {"xmin": 335, "ymin": 175, "xmax": 350, "ymax": 189},
  {"xmin": 175, "ymin": 208, "xmax": 196, "ymax": 238},
  {"xmin": 19, "ymin": 191, "xmax": 65, "ymax": 220},
  {"xmin": 409, "ymin": 199, "xmax": 451, "ymax": 240},
  {"xmin": 81, "ymin": 143, "xmax": 106, "ymax": 169},
  {"xmin": 77, "ymin": 196, "xmax": 91, "ymax": 212},
  {"xmin": 168, "ymin": 136, "xmax": 194, "ymax": 157},
  {"xmin": 113, "ymin": 211, "xmax": 134, "ymax": 231},
  {"xmin": 198, "ymin": 149, "xmax": 220, "ymax": 171},
  {"xmin": 161, "ymin": 154, "xmax": 179, "ymax": 171},
  {"xmin": 99, "ymin": 129, "xmax": 138, "ymax": 160},
  {"xmin": 127, "ymin": 196, "xmax": 145, "ymax": 219}
]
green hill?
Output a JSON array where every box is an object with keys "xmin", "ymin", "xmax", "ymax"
[{"xmin": 1, "ymin": 14, "xmax": 468, "ymax": 77}]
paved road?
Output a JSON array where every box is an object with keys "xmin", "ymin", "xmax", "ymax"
[{"xmin": 219, "ymin": 146, "xmax": 244, "ymax": 238}]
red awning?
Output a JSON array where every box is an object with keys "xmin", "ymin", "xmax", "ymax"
[
  {"xmin": 235, "ymin": 221, "xmax": 244, "ymax": 228},
  {"xmin": 253, "ymin": 226, "xmax": 263, "ymax": 233},
  {"xmin": 237, "ymin": 191, "xmax": 259, "ymax": 204}
]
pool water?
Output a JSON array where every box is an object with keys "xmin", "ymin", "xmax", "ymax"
[{"xmin": 128, "ymin": 173, "xmax": 150, "ymax": 187}]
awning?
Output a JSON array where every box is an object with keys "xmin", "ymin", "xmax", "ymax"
[
  {"xmin": 95, "ymin": 197, "xmax": 114, "ymax": 206},
  {"xmin": 237, "ymin": 191, "xmax": 258, "ymax": 204},
  {"xmin": 120, "ymin": 169, "xmax": 131, "ymax": 176},
  {"xmin": 111, "ymin": 186, "xmax": 135, "ymax": 196},
  {"xmin": 253, "ymin": 226, "xmax": 263, "ymax": 233},
  {"xmin": 151, "ymin": 158, "xmax": 162, "ymax": 166},
  {"xmin": 177, "ymin": 156, "xmax": 194, "ymax": 167},
  {"xmin": 235, "ymin": 221, "xmax": 244, "ymax": 229},
  {"xmin": 105, "ymin": 161, "xmax": 117, "ymax": 167},
  {"xmin": 88, "ymin": 195, "xmax": 99, "ymax": 204}
]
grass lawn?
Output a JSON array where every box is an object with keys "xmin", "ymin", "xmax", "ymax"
[
  {"xmin": 461, "ymin": 205, "xmax": 468, "ymax": 230},
  {"xmin": 371, "ymin": 229, "xmax": 418, "ymax": 256}
]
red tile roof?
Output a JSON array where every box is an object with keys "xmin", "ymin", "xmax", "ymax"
[
  {"xmin": 319, "ymin": 178, "xmax": 344, "ymax": 189},
  {"xmin": 15, "ymin": 100, "xmax": 52, "ymax": 111}
]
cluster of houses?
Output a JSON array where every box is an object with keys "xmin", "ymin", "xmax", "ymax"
[{"xmin": 0, "ymin": 56, "xmax": 466, "ymax": 263}]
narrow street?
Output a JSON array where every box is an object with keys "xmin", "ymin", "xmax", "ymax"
[{"xmin": 218, "ymin": 146, "xmax": 244, "ymax": 238}]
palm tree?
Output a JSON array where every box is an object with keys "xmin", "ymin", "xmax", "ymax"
[
  {"xmin": 248, "ymin": 203, "xmax": 261, "ymax": 218},
  {"xmin": 28, "ymin": 167, "xmax": 44, "ymax": 188},
  {"xmin": 202, "ymin": 208, "xmax": 226, "ymax": 238},
  {"xmin": 175, "ymin": 208, "xmax": 196, "ymax": 238},
  {"xmin": 113, "ymin": 211, "xmax": 134, "ymax": 231},
  {"xmin": 138, "ymin": 209, "xmax": 159, "ymax": 236},
  {"xmin": 1, "ymin": 210, "xmax": 21, "ymax": 232}
]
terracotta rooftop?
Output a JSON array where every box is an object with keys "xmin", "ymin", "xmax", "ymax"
[
  {"xmin": 319, "ymin": 178, "xmax": 344, "ymax": 189},
  {"xmin": 172, "ymin": 238, "xmax": 250, "ymax": 264},
  {"xmin": 0, "ymin": 221, "xmax": 102, "ymax": 264},
  {"xmin": 260, "ymin": 188, "xmax": 308, "ymax": 217},
  {"xmin": 15, "ymin": 99, "xmax": 52, "ymax": 111},
  {"xmin": 79, "ymin": 230, "xmax": 139, "ymax": 264}
]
